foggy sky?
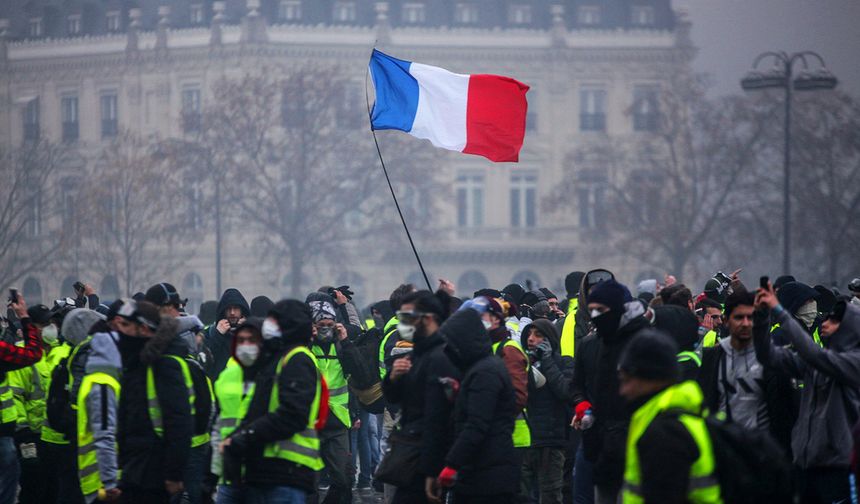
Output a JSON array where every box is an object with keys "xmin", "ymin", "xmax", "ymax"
[{"xmin": 675, "ymin": 0, "xmax": 860, "ymax": 98}]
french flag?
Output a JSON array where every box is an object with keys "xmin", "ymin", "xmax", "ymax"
[{"xmin": 369, "ymin": 50, "xmax": 530, "ymax": 163}]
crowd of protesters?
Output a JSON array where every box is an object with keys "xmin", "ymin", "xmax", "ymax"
[{"xmin": 1, "ymin": 269, "xmax": 860, "ymax": 504}]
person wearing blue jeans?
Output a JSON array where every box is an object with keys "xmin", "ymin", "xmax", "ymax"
[
  {"xmin": 572, "ymin": 444, "xmax": 594, "ymax": 504},
  {"xmin": 246, "ymin": 485, "xmax": 307, "ymax": 503},
  {"xmin": 0, "ymin": 437, "xmax": 20, "ymax": 504},
  {"xmin": 352, "ymin": 409, "xmax": 381, "ymax": 489}
]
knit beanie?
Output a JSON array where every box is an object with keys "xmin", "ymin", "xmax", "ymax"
[
  {"xmin": 587, "ymin": 279, "xmax": 632, "ymax": 314},
  {"xmin": 618, "ymin": 329, "xmax": 680, "ymax": 381}
]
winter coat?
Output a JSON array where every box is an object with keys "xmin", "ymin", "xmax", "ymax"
[
  {"xmin": 754, "ymin": 303, "xmax": 860, "ymax": 469},
  {"xmin": 82, "ymin": 330, "xmax": 121, "ymax": 493},
  {"xmin": 443, "ymin": 309, "xmax": 519, "ymax": 496},
  {"xmin": 381, "ymin": 325, "xmax": 460, "ymax": 481},
  {"xmin": 572, "ymin": 301, "xmax": 650, "ymax": 490},
  {"xmin": 205, "ymin": 289, "xmax": 250, "ymax": 378},
  {"xmin": 522, "ymin": 319, "xmax": 575, "ymax": 448},
  {"xmin": 233, "ymin": 343, "xmax": 319, "ymax": 491},
  {"xmin": 117, "ymin": 318, "xmax": 193, "ymax": 490},
  {"xmin": 698, "ymin": 336, "xmax": 795, "ymax": 455},
  {"xmin": 490, "ymin": 326, "xmax": 529, "ymax": 411}
]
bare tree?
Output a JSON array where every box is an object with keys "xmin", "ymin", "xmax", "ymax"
[
  {"xmin": 79, "ymin": 131, "xmax": 190, "ymax": 296},
  {"xmin": 193, "ymin": 66, "xmax": 443, "ymax": 297},
  {"xmin": 790, "ymin": 91, "xmax": 860, "ymax": 285},
  {"xmin": 0, "ymin": 140, "xmax": 69, "ymax": 290},
  {"xmin": 548, "ymin": 74, "xmax": 778, "ymax": 280}
]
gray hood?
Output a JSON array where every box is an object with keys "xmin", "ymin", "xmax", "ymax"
[
  {"xmin": 61, "ymin": 309, "xmax": 106, "ymax": 346},
  {"xmin": 828, "ymin": 302, "xmax": 860, "ymax": 353},
  {"xmin": 85, "ymin": 331, "xmax": 121, "ymax": 379}
]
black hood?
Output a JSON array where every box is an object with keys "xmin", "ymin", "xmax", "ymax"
[
  {"xmin": 216, "ymin": 288, "xmax": 250, "ymax": 319},
  {"xmin": 521, "ymin": 319, "xmax": 560, "ymax": 351},
  {"xmin": 441, "ymin": 309, "xmax": 490, "ymax": 369},
  {"xmin": 652, "ymin": 305, "xmax": 699, "ymax": 352},
  {"xmin": 370, "ymin": 300, "xmax": 394, "ymax": 325},
  {"xmin": 776, "ymin": 282, "xmax": 818, "ymax": 316}
]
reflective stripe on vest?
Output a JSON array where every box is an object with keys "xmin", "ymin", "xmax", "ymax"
[
  {"xmin": 771, "ymin": 323, "xmax": 823, "ymax": 347},
  {"xmin": 0, "ymin": 372, "xmax": 15, "ymax": 425},
  {"xmin": 378, "ymin": 316, "xmax": 398, "ymax": 378},
  {"xmin": 702, "ymin": 330, "xmax": 718, "ymax": 348},
  {"xmin": 43, "ymin": 340, "xmax": 89, "ymax": 445},
  {"xmin": 262, "ymin": 346, "xmax": 324, "ymax": 471},
  {"xmin": 677, "ymin": 351, "xmax": 702, "ymax": 368},
  {"xmin": 491, "ymin": 339, "xmax": 531, "ymax": 448},
  {"xmin": 146, "ymin": 355, "xmax": 210, "ymax": 447},
  {"xmin": 312, "ymin": 344, "xmax": 351, "ymax": 429},
  {"xmin": 560, "ymin": 298, "xmax": 578, "ymax": 358},
  {"xmin": 622, "ymin": 381, "xmax": 721, "ymax": 504},
  {"xmin": 77, "ymin": 372, "xmax": 121, "ymax": 502},
  {"xmin": 213, "ymin": 360, "xmax": 255, "ymax": 442}
]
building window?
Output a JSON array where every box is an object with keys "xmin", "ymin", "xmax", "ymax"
[
  {"xmin": 456, "ymin": 173, "xmax": 484, "ymax": 227},
  {"xmin": 181, "ymin": 87, "xmax": 202, "ymax": 133},
  {"xmin": 183, "ymin": 273, "xmax": 204, "ymax": 315},
  {"xmin": 106, "ymin": 11, "xmax": 121, "ymax": 31},
  {"xmin": 508, "ymin": 4, "xmax": 532, "ymax": 25},
  {"xmin": 577, "ymin": 172, "xmax": 607, "ymax": 229},
  {"xmin": 60, "ymin": 177, "xmax": 78, "ymax": 233},
  {"xmin": 458, "ymin": 270, "xmax": 489, "ymax": 296},
  {"xmin": 337, "ymin": 83, "xmax": 363, "ymax": 128},
  {"xmin": 278, "ymin": 0, "xmax": 302, "ymax": 21},
  {"xmin": 454, "ymin": 3, "xmax": 479, "ymax": 24},
  {"xmin": 190, "ymin": 4, "xmax": 204, "ymax": 24},
  {"xmin": 633, "ymin": 85, "xmax": 659, "ymax": 131},
  {"xmin": 510, "ymin": 172, "xmax": 537, "ymax": 227},
  {"xmin": 61, "ymin": 95, "xmax": 79, "ymax": 142},
  {"xmin": 22, "ymin": 277, "xmax": 42, "ymax": 306},
  {"xmin": 67, "ymin": 14, "xmax": 81, "ymax": 35},
  {"xmin": 631, "ymin": 5, "xmax": 655, "ymax": 26},
  {"xmin": 23, "ymin": 98, "xmax": 40, "ymax": 142},
  {"xmin": 333, "ymin": 1, "xmax": 356, "ymax": 22},
  {"xmin": 101, "ymin": 93, "xmax": 118, "ymax": 138},
  {"xmin": 186, "ymin": 178, "xmax": 203, "ymax": 231},
  {"xmin": 526, "ymin": 89, "xmax": 537, "ymax": 132},
  {"xmin": 25, "ymin": 191, "xmax": 42, "ymax": 237},
  {"xmin": 29, "ymin": 18, "xmax": 43, "ymax": 37},
  {"xmin": 402, "ymin": 3, "xmax": 426, "ymax": 24},
  {"xmin": 580, "ymin": 88, "xmax": 606, "ymax": 132},
  {"xmin": 577, "ymin": 5, "xmax": 601, "ymax": 26}
]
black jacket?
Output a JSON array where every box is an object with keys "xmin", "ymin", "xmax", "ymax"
[
  {"xmin": 522, "ymin": 319, "xmax": 575, "ymax": 448},
  {"xmin": 205, "ymin": 288, "xmax": 250, "ymax": 378},
  {"xmin": 572, "ymin": 305, "xmax": 650, "ymax": 489},
  {"xmin": 698, "ymin": 340, "xmax": 795, "ymax": 454},
  {"xmin": 382, "ymin": 324, "xmax": 460, "ymax": 482},
  {"xmin": 443, "ymin": 309, "xmax": 519, "ymax": 496},
  {"xmin": 232, "ymin": 342, "xmax": 318, "ymax": 491},
  {"xmin": 117, "ymin": 318, "xmax": 193, "ymax": 490}
]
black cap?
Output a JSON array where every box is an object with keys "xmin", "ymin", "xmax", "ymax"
[
  {"xmin": 27, "ymin": 304, "xmax": 52, "ymax": 325},
  {"xmin": 774, "ymin": 275, "xmax": 797, "ymax": 291},
  {"xmin": 144, "ymin": 283, "xmax": 181, "ymax": 307},
  {"xmin": 618, "ymin": 330, "xmax": 680, "ymax": 381}
]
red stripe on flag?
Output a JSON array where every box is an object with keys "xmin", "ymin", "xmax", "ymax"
[{"xmin": 463, "ymin": 75, "xmax": 530, "ymax": 163}]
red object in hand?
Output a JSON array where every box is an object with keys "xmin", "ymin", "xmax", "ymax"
[
  {"xmin": 437, "ymin": 466, "xmax": 458, "ymax": 488},
  {"xmin": 574, "ymin": 401, "xmax": 592, "ymax": 421}
]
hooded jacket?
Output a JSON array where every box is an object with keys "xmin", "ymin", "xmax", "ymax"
[
  {"xmin": 206, "ymin": 289, "xmax": 251, "ymax": 377},
  {"xmin": 754, "ymin": 302, "xmax": 860, "ymax": 468},
  {"xmin": 522, "ymin": 319, "xmax": 575, "ymax": 448},
  {"xmin": 81, "ymin": 330, "xmax": 122, "ymax": 495},
  {"xmin": 117, "ymin": 317, "xmax": 193, "ymax": 490},
  {"xmin": 573, "ymin": 269, "xmax": 615, "ymax": 347},
  {"xmin": 443, "ymin": 309, "xmax": 519, "ymax": 496},
  {"xmin": 572, "ymin": 300, "xmax": 650, "ymax": 489}
]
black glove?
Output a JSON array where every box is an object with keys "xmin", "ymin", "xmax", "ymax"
[
  {"xmin": 534, "ymin": 339, "xmax": 553, "ymax": 361},
  {"xmin": 225, "ymin": 430, "xmax": 251, "ymax": 457},
  {"xmin": 336, "ymin": 286, "xmax": 355, "ymax": 300}
]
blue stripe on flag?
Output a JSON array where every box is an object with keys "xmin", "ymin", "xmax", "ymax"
[{"xmin": 369, "ymin": 49, "xmax": 419, "ymax": 133}]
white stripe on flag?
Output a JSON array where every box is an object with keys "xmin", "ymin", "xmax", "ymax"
[{"xmin": 409, "ymin": 63, "xmax": 469, "ymax": 152}]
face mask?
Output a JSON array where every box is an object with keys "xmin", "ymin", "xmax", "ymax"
[
  {"xmin": 262, "ymin": 319, "xmax": 282, "ymax": 340},
  {"xmin": 235, "ymin": 344, "xmax": 260, "ymax": 367},
  {"xmin": 796, "ymin": 301, "xmax": 818, "ymax": 329},
  {"xmin": 482, "ymin": 320, "xmax": 492, "ymax": 330},
  {"xmin": 591, "ymin": 309, "xmax": 623, "ymax": 339},
  {"xmin": 590, "ymin": 309, "xmax": 603, "ymax": 319},
  {"xmin": 317, "ymin": 326, "xmax": 334, "ymax": 342},
  {"xmin": 41, "ymin": 324, "xmax": 59, "ymax": 345},
  {"xmin": 397, "ymin": 322, "xmax": 415, "ymax": 342}
]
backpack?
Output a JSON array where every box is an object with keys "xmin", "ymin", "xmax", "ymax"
[
  {"xmin": 45, "ymin": 341, "xmax": 91, "ymax": 438},
  {"xmin": 340, "ymin": 328, "xmax": 385, "ymax": 414},
  {"xmin": 704, "ymin": 415, "xmax": 793, "ymax": 504},
  {"xmin": 184, "ymin": 357, "xmax": 214, "ymax": 440}
]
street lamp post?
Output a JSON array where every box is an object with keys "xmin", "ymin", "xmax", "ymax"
[{"xmin": 741, "ymin": 51, "xmax": 837, "ymax": 275}]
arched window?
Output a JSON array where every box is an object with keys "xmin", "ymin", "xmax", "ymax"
[
  {"xmin": 183, "ymin": 273, "xmax": 204, "ymax": 315},
  {"xmin": 22, "ymin": 277, "xmax": 42, "ymax": 306},
  {"xmin": 458, "ymin": 270, "xmax": 489, "ymax": 298},
  {"xmin": 100, "ymin": 275, "xmax": 120, "ymax": 303},
  {"xmin": 336, "ymin": 271, "xmax": 365, "ymax": 307},
  {"xmin": 60, "ymin": 276, "xmax": 77, "ymax": 300},
  {"xmin": 512, "ymin": 270, "xmax": 541, "ymax": 291}
]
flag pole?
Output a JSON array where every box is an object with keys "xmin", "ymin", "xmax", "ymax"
[{"xmin": 365, "ymin": 48, "xmax": 434, "ymax": 292}]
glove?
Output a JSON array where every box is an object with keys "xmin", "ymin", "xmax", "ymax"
[
  {"xmin": 535, "ymin": 339, "xmax": 552, "ymax": 361},
  {"xmin": 224, "ymin": 430, "xmax": 250, "ymax": 457},
  {"xmin": 574, "ymin": 401, "xmax": 593, "ymax": 422},
  {"xmin": 336, "ymin": 286, "xmax": 354, "ymax": 300},
  {"xmin": 437, "ymin": 466, "xmax": 458, "ymax": 488}
]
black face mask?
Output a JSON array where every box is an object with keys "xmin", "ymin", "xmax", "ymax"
[{"xmin": 592, "ymin": 309, "xmax": 623, "ymax": 340}]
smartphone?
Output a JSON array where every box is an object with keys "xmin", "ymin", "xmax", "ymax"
[
  {"xmin": 759, "ymin": 276, "xmax": 769, "ymax": 290},
  {"xmin": 73, "ymin": 281, "xmax": 85, "ymax": 295},
  {"xmin": 8, "ymin": 288, "xmax": 18, "ymax": 304}
]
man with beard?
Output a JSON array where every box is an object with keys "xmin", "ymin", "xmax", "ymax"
[
  {"xmin": 219, "ymin": 300, "xmax": 324, "ymax": 503},
  {"xmin": 115, "ymin": 300, "xmax": 193, "ymax": 504},
  {"xmin": 382, "ymin": 290, "xmax": 459, "ymax": 503},
  {"xmin": 572, "ymin": 279, "xmax": 650, "ymax": 504},
  {"xmin": 206, "ymin": 289, "xmax": 250, "ymax": 378}
]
